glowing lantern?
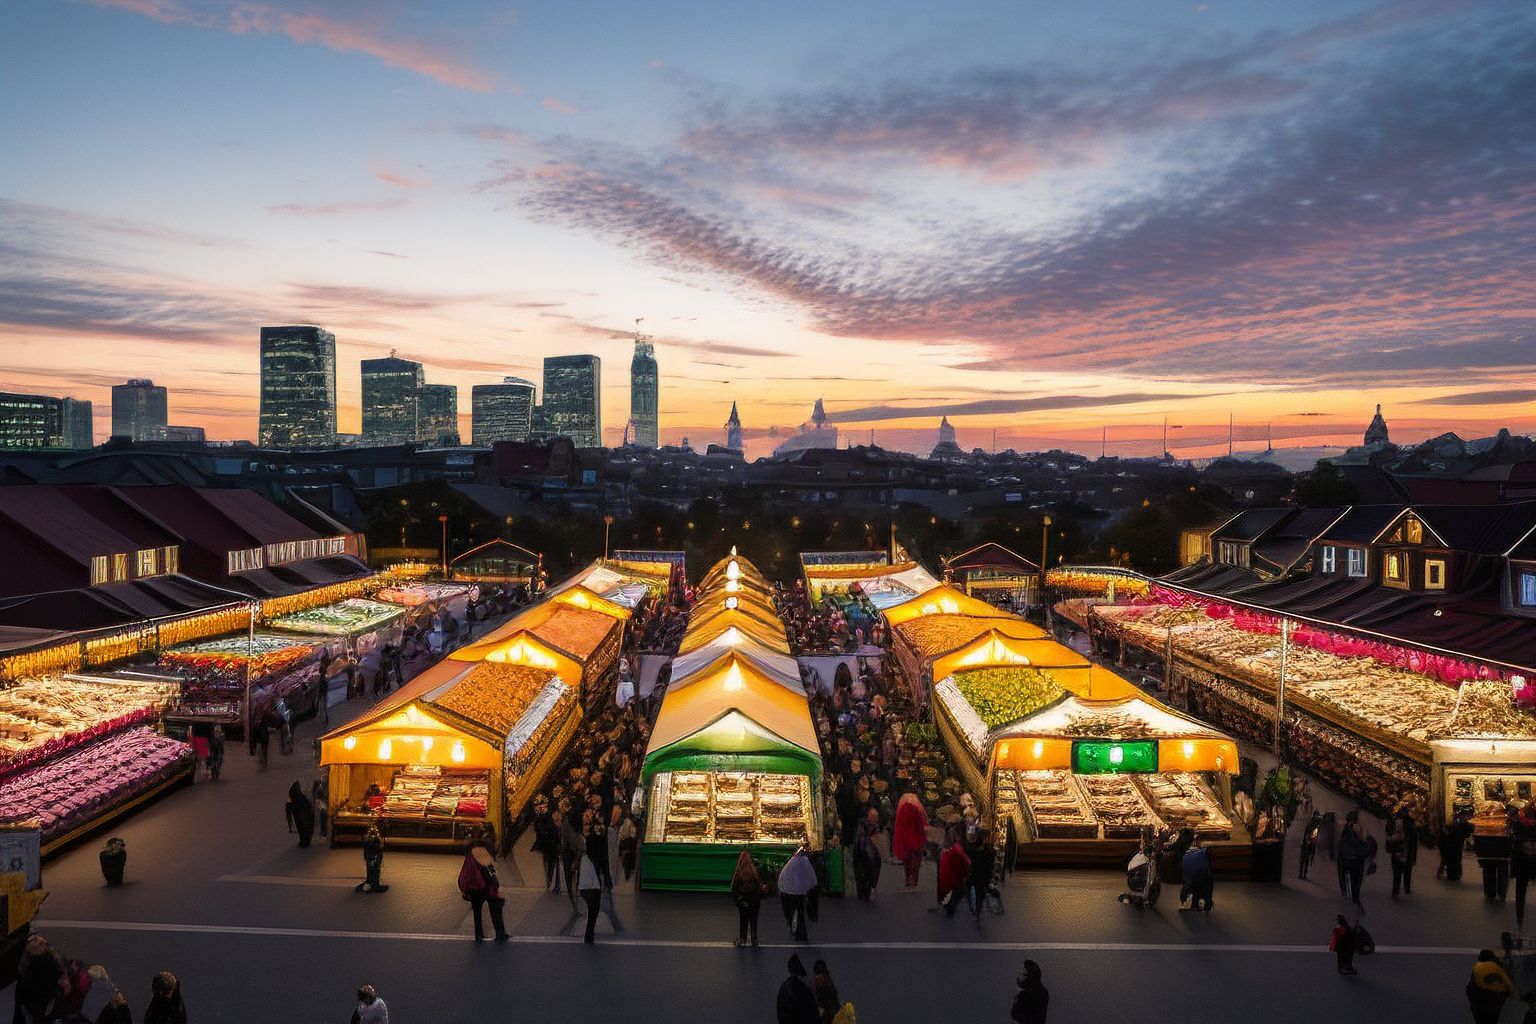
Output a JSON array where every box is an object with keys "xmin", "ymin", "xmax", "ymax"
[
  {"xmin": 451, "ymin": 741, "xmax": 466, "ymax": 763},
  {"xmin": 343, "ymin": 735, "xmax": 357, "ymax": 751},
  {"xmin": 378, "ymin": 738, "xmax": 392, "ymax": 760}
]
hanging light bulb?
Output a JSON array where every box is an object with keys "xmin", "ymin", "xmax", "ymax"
[
  {"xmin": 1109, "ymin": 745, "xmax": 1125, "ymax": 765},
  {"xmin": 726, "ymin": 596, "xmax": 739, "ymax": 610},
  {"xmin": 724, "ymin": 663, "xmax": 745, "ymax": 691},
  {"xmin": 343, "ymin": 735, "xmax": 357, "ymax": 751},
  {"xmin": 451, "ymin": 740, "xmax": 466, "ymax": 763},
  {"xmin": 726, "ymin": 560, "xmax": 741, "ymax": 581},
  {"xmin": 378, "ymin": 738, "xmax": 392, "ymax": 760}
]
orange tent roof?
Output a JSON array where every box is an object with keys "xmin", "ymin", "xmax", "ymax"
[{"xmin": 882, "ymin": 584, "xmax": 1021, "ymax": 626}]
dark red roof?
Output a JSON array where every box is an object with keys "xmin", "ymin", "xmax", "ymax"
[{"xmin": 946, "ymin": 542, "xmax": 1039, "ymax": 574}]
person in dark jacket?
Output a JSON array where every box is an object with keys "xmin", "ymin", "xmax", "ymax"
[
  {"xmin": 1182, "ymin": 837, "xmax": 1214, "ymax": 911},
  {"xmin": 458, "ymin": 837, "xmax": 509, "ymax": 943},
  {"xmin": 530, "ymin": 795, "xmax": 562, "ymax": 893},
  {"xmin": 968, "ymin": 827, "xmax": 997, "ymax": 921},
  {"xmin": 1330, "ymin": 915, "xmax": 1357, "ymax": 975},
  {"xmin": 208, "ymin": 724, "xmax": 225, "ymax": 781},
  {"xmin": 559, "ymin": 801, "xmax": 584, "ymax": 906},
  {"xmin": 285, "ymin": 780, "xmax": 315, "ymax": 848},
  {"xmin": 1473, "ymin": 812, "xmax": 1512, "ymax": 902},
  {"xmin": 812, "ymin": 959, "xmax": 841, "ymax": 1024},
  {"xmin": 852, "ymin": 808, "xmax": 883, "ymax": 901},
  {"xmin": 143, "ymin": 970, "xmax": 187, "ymax": 1024},
  {"xmin": 1440, "ymin": 809, "xmax": 1473, "ymax": 881},
  {"xmin": 776, "ymin": 954, "xmax": 819, "ymax": 1024},
  {"xmin": 1337, "ymin": 810, "xmax": 1368, "ymax": 904},
  {"xmin": 356, "ymin": 826, "xmax": 388, "ymax": 893},
  {"xmin": 14, "ymin": 934, "xmax": 67, "ymax": 1024},
  {"xmin": 1513, "ymin": 804, "xmax": 1536, "ymax": 927},
  {"xmin": 1384, "ymin": 798, "xmax": 1418, "ymax": 896},
  {"xmin": 1011, "ymin": 959, "xmax": 1049, "ymax": 1024}
]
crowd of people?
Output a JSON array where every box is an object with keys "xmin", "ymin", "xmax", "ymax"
[
  {"xmin": 14, "ymin": 934, "xmax": 185, "ymax": 1024},
  {"xmin": 775, "ymin": 581, "xmax": 884, "ymax": 656}
]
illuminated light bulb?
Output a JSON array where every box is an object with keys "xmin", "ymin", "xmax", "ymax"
[
  {"xmin": 724, "ymin": 664, "xmax": 745, "ymax": 691},
  {"xmin": 725, "ymin": 579, "xmax": 740, "ymax": 592},
  {"xmin": 343, "ymin": 735, "xmax": 357, "ymax": 751},
  {"xmin": 421, "ymin": 736, "xmax": 433, "ymax": 753},
  {"xmin": 940, "ymin": 597, "xmax": 959, "ymax": 614},
  {"xmin": 730, "ymin": 545, "xmax": 738, "ymax": 557},
  {"xmin": 451, "ymin": 741, "xmax": 466, "ymax": 763},
  {"xmin": 1183, "ymin": 741, "xmax": 1195, "ymax": 758},
  {"xmin": 726, "ymin": 560, "xmax": 741, "ymax": 581},
  {"xmin": 1032, "ymin": 741, "xmax": 1044, "ymax": 759},
  {"xmin": 726, "ymin": 596, "xmax": 738, "ymax": 610},
  {"xmin": 1109, "ymin": 746, "xmax": 1124, "ymax": 765},
  {"xmin": 999, "ymin": 742, "xmax": 1011, "ymax": 761},
  {"xmin": 378, "ymin": 738, "xmax": 392, "ymax": 760},
  {"xmin": 570, "ymin": 591, "xmax": 589, "ymax": 606}
]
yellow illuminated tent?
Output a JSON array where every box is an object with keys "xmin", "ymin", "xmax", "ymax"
[
  {"xmin": 929, "ymin": 631, "xmax": 1091, "ymax": 686},
  {"xmin": 987, "ymin": 695, "xmax": 1239, "ymax": 774},
  {"xmin": 883, "ymin": 584, "xmax": 1019, "ymax": 627},
  {"xmin": 670, "ymin": 633, "xmax": 804, "ymax": 693},
  {"xmin": 698, "ymin": 553, "xmax": 769, "ymax": 590},
  {"xmin": 678, "ymin": 607, "xmax": 790, "ymax": 655},
  {"xmin": 447, "ymin": 629, "xmax": 583, "ymax": 684}
]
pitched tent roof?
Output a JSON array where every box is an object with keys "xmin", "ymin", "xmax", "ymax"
[
  {"xmin": 699, "ymin": 554, "xmax": 769, "ymax": 590},
  {"xmin": 681, "ymin": 602, "xmax": 788, "ymax": 651},
  {"xmin": 985, "ymin": 694, "xmax": 1240, "ymax": 774},
  {"xmin": 448, "ymin": 629, "xmax": 583, "ymax": 684},
  {"xmin": 669, "ymin": 644, "xmax": 804, "ymax": 694},
  {"xmin": 945, "ymin": 542, "xmax": 1041, "ymax": 575},
  {"xmin": 894, "ymin": 614, "xmax": 1047, "ymax": 659},
  {"xmin": 546, "ymin": 585, "xmax": 631, "ymax": 620},
  {"xmin": 930, "ymin": 631, "xmax": 1090, "ymax": 683},
  {"xmin": 883, "ymin": 583, "xmax": 1022, "ymax": 626},
  {"xmin": 645, "ymin": 658, "xmax": 819, "ymax": 756}
]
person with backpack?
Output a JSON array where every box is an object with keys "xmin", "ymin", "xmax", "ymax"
[
  {"xmin": 459, "ymin": 835, "xmax": 509, "ymax": 943},
  {"xmin": 1329, "ymin": 915, "xmax": 1358, "ymax": 975},
  {"xmin": 1467, "ymin": 949, "xmax": 1515, "ymax": 1024}
]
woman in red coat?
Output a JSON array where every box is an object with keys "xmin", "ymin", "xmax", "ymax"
[
  {"xmin": 937, "ymin": 828, "xmax": 971, "ymax": 916},
  {"xmin": 893, "ymin": 792, "xmax": 929, "ymax": 891}
]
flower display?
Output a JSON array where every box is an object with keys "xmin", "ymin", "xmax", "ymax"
[
  {"xmin": 0, "ymin": 727, "xmax": 193, "ymax": 842},
  {"xmin": 267, "ymin": 599, "xmax": 405, "ymax": 636},
  {"xmin": 0, "ymin": 677, "xmax": 179, "ymax": 775}
]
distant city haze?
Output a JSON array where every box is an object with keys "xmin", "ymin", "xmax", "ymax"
[{"xmin": 1, "ymin": 0, "xmax": 1532, "ymax": 453}]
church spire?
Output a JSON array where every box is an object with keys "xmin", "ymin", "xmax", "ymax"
[{"xmin": 1364, "ymin": 403, "xmax": 1390, "ymax": 446}]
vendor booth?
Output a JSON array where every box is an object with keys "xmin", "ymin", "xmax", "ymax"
[
  {"xmin": 944, "ymin": 542, "xmax": 1041, "ymax": 609},
  {"xmin": 319, "ymin": 658, "xmax": 580, "ymax": 848},
  {"xmin": 454, "ymin": 586, "xmax": 627, "ymax": 710},
  {"xmin": 884, "ymin": 588, "xmax": 1047, "ymax": 703},
  {"xmin": 639, "ymin": 553, "xmax": 823, "ymax": 890}
]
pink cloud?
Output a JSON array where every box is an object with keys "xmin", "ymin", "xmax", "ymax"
[
  {"xmin": 371, "ymin": 157, "xmax": 429, "ymax": 188},
  {"xmin": 264, "ymin": 199, "xmax": 408, "ymax": 215},
  {"xmin": 92, "ymin": 0, "xmax": 500, "ymax": 92},
  {"xmin": 541, "ymin": 96, "xmax": 580, "ymax": 115}
]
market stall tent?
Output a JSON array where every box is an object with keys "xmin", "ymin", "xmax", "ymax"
[
  {"xmin": 883, "ymin": 584, "xmax": 1019, "ymax": 627},
  {"xmin": 669, "ymin": 629, "xmax": 804, "ymax": 693},
  {"xmin": 447, "ymin": 630, "xmax": 583, "ymax": 684},
  {"xmin": 929, "ymin": 631, "xmax": 1091, "ymax": 687},
  {"xmin": 677, "ymin": 608, "xmax": 791, "ymax": 655}
]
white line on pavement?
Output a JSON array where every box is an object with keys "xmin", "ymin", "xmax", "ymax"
[{"xmin": 32, "ymin": 921, "xmax": 1478, "ymax": 955}]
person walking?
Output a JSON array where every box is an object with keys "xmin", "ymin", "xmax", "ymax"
[
  {"xmin": 1513, "ymin": 803, "xmax": 1536, "ymax": 929},
  {"xmin": 285, "ymin": 780, "xmax": 315, "ymax": 848},
  {"xmin": 776, "ymin": 954, "xmax": 819, "ymax": 1024},
  {"xmin": 1330, "ymin": 915, "xmax": 1358, "ymax": 975},
  {"xmin": 1467, "ymin": 949, "xmax": 1514, "ymax": 1024},
  {"xmin": 252, "ymin": 719, "xmax": 270, "ymax": 770},
  {"xmin": 312, "ymin": 776, "xmax": 329, "ymax": 839},
  {"xmin": 1337, "ymin": 810, "xmax": 1368, "ymax": 905},
  {"xmin": 730, "ymin": 848, "xmax": 765, "ymax": 948},
  {"xmin": 937, "ymin": 828, "xmax": 970, "ymax": 917},
  {"xmin": 1011, "ymin": 960, "xmax": 1049, "ymax": 1024},
  {"xmin": 852, "ymin": 807, "xmax": 883, "ymax": 901},
  {"xmin": 893, "ymin": 792, "xmax": 928, "ymax": 892},
  {"xmin": 1182, "ymin": 836, "xmax": 1214, "ymax": 912},
  {"xmin": 812, "ymin": 959, "xmax": 842, "ymax": 1024},
  {"xmin": 968, "ymin": 827, "xmax": 996, "ymax": 922},
  {"xmin": 1440, "ymin": 809, "xmax": 1473, "ymax": 881},
  {"xmin": 779, "ymin": 845, "xmax": 817, "ymax": 942},
  {"xmin": 459, "ymin": 836, "xmax": 510, "ymax": 943},
  {"xmin": 1473, "ymin": 811, "xmax": 1512, "ymax": 902},
  {"xmin": 560, "ymin": 800, "xmax": 585, "ymax": 906},
  {"xmin": 356, "ymin": 826, "xmax": 388, "ymax": 893},
  {"xmin": 1385, "ymin": 799, "xmax": 1417, "ymax": 897},
  {"xmin": 352, "ymin": 984, "xmax": 389, "ymax": 1024},
  {"xmin": 617, "ymin": 809, "xmax": 639, "ymax": 881},
  {"xmin": 578, "ymin": 853, "xmax": 603, "ymax": 943},
  {"xmin": 530, "ymin": 795, "xmax": 562, "ymax": 893},
  {"xmin": 208, "ymin": 724, "xmax": 225, "ymax": 782},
  {"xmin": 143, "ymin": 970, "xmax": 187, "ymax": 1024}
]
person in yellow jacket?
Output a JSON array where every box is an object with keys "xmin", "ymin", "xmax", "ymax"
[{"xmin": 1467, "ymin": 949, "xmax": 1514, "ymax": 1024}]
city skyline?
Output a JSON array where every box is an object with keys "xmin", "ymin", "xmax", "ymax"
[{"xmin": 1, "ymin": 0, "xmax": 1533, "ymax": 454}]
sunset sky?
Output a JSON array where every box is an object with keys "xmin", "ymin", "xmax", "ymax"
[{"xmin": 2, "ymin": 0, "xmax": 1533, "ymax": 455}]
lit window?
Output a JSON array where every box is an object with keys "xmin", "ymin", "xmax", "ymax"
[
  {"xmin": 163, "ymin": 546, "xmax": 179, "ymax": 574},
  {"xmin": 90, "ymin": 555, "xmax": 109, "ymax": 586},
  {"xmin": 1406, "ymin": 519, "xmax": 1423, "ymax": 545},
  {"xmin": 1347, "ymin": 549, "xmax": 1367, "ymax": 577},
  {"xmin": 1386, "ymin": 553, "xmax": 1403, "ymax": 581},
  {"xmin": 1520, "ymin": 573, "xmax": 1536, "ymax": 607},
  {"xmin": 137, "ymin": 549, "xmax": 157, "ymax": 577},
  {"xmin": 1425, "ymin": 560, "xmax": 1445, "ymax": 590},
  {"xmin": 111, "ymin": 553, "xmax": 129, "ymax": 582},
  {"xmin": 1321, "ymin": 546, "xmax": 1336, "ymax": 573}
]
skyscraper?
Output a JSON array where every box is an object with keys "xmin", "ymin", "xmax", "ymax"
[
  {"xmin": 0, "ymin": 392, "xmax": 63, "ymax": 449},
  {"xmin": 542, "ymin": 355, "xmax": 602, "ymax": 448},
  {"xmin": 361, "ymin": 356, "xmax": 424, "ymax": 442},
  {"xmin": 415, "ymin": 384, "xmax": 459, "ymax": 446},
  {"xmin": 725, "ymin": 401, "xmax": 743, "ymax": 452},
  {"xmin": 629, "ymin": 326, "xmax": 659, "ymax": 448},
  {"xmin": 61, "ymin": 398, "xmax": 95, "ymax": 450},
  {"xmin": 111, "ymin": 379, "xmax": 168, "ymax": 441},
  {"xmin": 259, "ymin": 326, "xmax": 336, "ymax": 448},
  {"xmin": 471, "ymin": 377, "xmax": 537, "ymax": 445}
]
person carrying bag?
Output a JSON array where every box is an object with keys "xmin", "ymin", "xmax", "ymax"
[{"xmin": 458, "ymin": 835, "xmax": 509, "ymax": 943}]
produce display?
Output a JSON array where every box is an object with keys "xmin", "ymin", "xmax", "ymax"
[
  {"xmin": 1136, "ymin": 773, "xmax": 1232, "ymax": 839},
  {"xmin": 1046, "ymin": 569, "xmax": 1149, "ymax": 597},
  {"xmin": 0, "ymin": 676, "xmax": 179, "ymax": 772},
  {"xmin": 435, "ymin": 663, "xmax": 560, "ymax": 736},
  {"xmin": 896, "ymin": 615, "xmax": 1012, "ymax": 658},
  {"xmin": 375, "ymin": 583, "xmax": 472, "ymax": 607},
  {"xmin": 1013, "ymin": 770, "xmax": 1099, "ymax": 839},
  {"xmin": 374, "ymin": 766, "xmax": 490, "ymax": 821},
  {"xmin": 268, "ymin": 599, "xmax": 405, "ymax": 637},
  {"xmin": 651, "ymin": 770, "xmax": 812, "ymax": 845},
  {"xmin": 0, "ymin": 727, "xmax": 193, "ymax": 842},
  {"xmin": 1077, "ymin": 773, "xmax": 1163, "ymax": 839},
  {"xmin": 951, "ymin": 668, "xmax": 1064, "ymax": 730},
  {"xmin": 160, "ymin": 633, "xmax": 318, "ymax": 678}
]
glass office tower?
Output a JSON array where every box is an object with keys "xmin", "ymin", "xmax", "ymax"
[
  {"xmin": 471, "ymin": 377, "xmax": 536, "ymax": 445},
  {"xmin": 259, "ymin": 326, "xmax": 337, "ymax": 448},
  {"xmin": 542, "ymin": 355, "xmax": 602, "ymax": 448}
]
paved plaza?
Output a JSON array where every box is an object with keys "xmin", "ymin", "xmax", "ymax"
[{"xmin": 19, "ymin": 693, "xmax": 1512, "ymax": 1024}]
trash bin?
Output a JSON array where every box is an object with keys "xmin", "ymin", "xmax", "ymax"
[{"xmin": 100, "ymin": 837, "xmax": 127, "ymax": 886}]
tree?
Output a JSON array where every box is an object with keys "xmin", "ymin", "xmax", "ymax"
[{"xmin": 1293, "ymin": 460, "xmax": 1358, "ymax": 507}]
